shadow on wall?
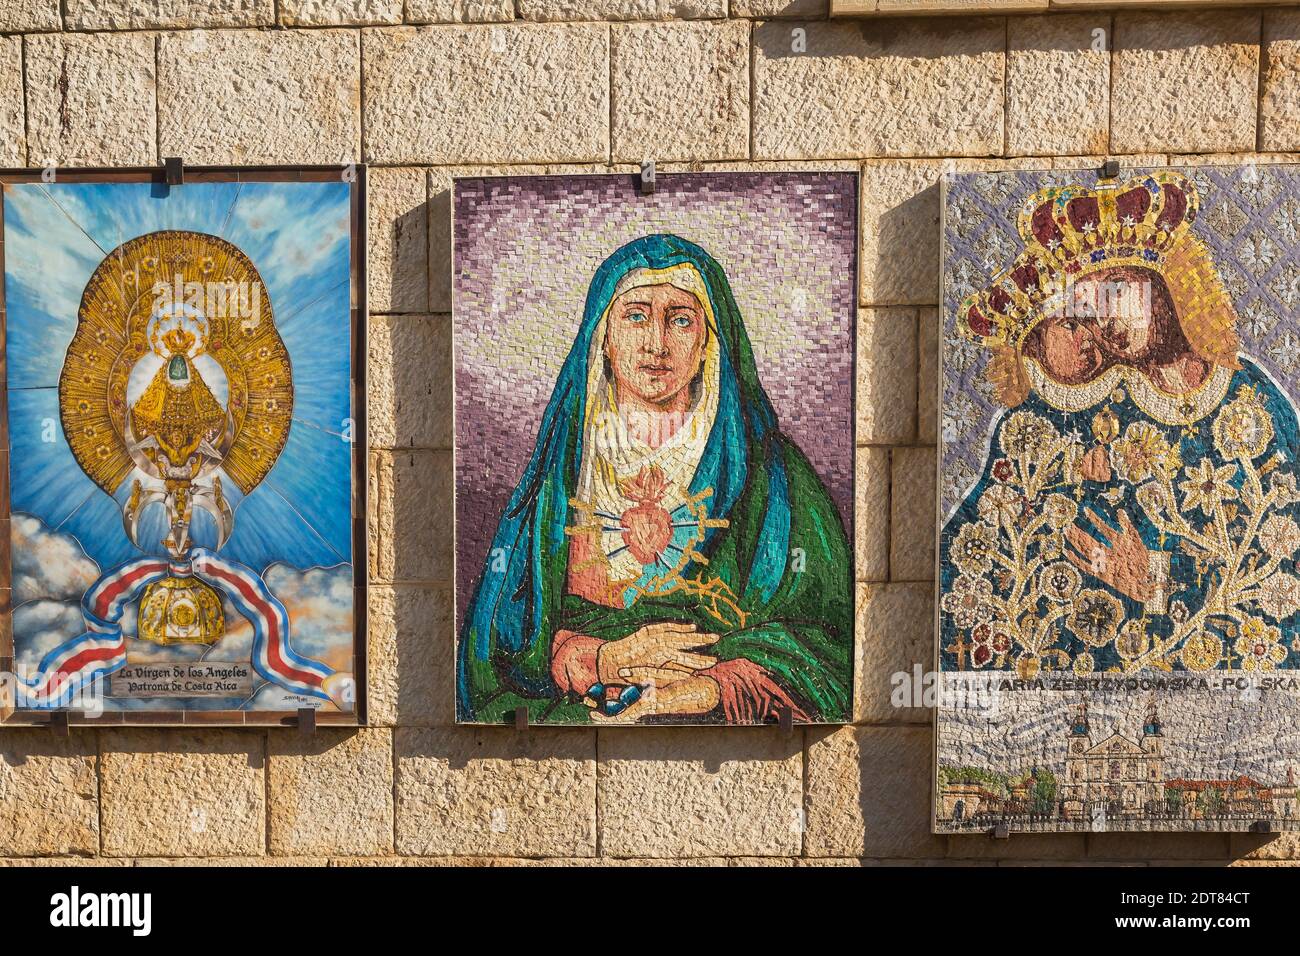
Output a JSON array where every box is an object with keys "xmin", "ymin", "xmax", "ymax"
[
  {"xmin": 754, "ymin": 12, "xmax": 1253, "ymax": 66},
  {"xmin": 368, "ymin": 193, "xmax": 455, "ymax": 727},
  {"xmin": 754, "ymin": 17, "xmax": 992, "ymax": 64},
  {"xmin": 415, "ymin": 726, "xmax": 805, "ymax": 775}
]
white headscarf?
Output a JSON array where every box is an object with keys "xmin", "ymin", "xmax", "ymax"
[{"xmin": 575, "ymin": 263, "xmax": 721, "ymax": 583}]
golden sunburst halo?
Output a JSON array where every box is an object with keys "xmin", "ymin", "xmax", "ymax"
[{"xmin": 58, "ymin": 230, "xmax": 293, "ymax": 496}]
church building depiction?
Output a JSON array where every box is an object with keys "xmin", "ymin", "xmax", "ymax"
[
  {"xmin": 937, "ymin": 701, "xmax": 1300, "ymax": 828},
  {"xmin": 1059, "ymin": 702, "xmax": 1165, "ymax": 819}
]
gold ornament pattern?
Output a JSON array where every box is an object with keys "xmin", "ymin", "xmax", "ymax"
[
  {"xmin": 942, "ymin": 388, "xmax": 1300, "ymax": 674},
  {"xmin": 59, "ymin": 230, "xmax": 292, "ymax": 498},
  {"xmin": 137, "ymin": 575, "xmax": 226, "ymax": 645}
]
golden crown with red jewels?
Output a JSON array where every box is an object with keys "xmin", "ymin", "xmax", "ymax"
[{"xmin": 957, "ymin": 171, "xmax": 1205, "ymax": 352}]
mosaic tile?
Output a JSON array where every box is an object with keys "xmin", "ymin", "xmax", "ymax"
[
  {"xmin": 937, "ymin": 165, "xmax": 1300, "ymax": 833},
  {"xmin": 453, "ymin": 172, "xmax": 857, "ymax": 726}
]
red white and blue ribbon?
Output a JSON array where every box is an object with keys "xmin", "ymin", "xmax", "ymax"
[{"xmin": 14, "ymin": 549, "xmax": 334, "ymax": 709}]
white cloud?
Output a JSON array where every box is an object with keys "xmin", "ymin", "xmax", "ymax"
[
  {"xmin": 260, "ymin": 562, "xmax": 354, "ymax": 660},
  {"xmin": 12, "ymin": 599, "xmax": 86, "ymax": 673},
  {"xmin": 3, "ymin": 186, "xmax": 102, "ymax": 322},
  {"xmin": 231, "ymin": 190, "xmax": 292, "ymax": 234},
  {"xmin": 233, "ymin": 190, "xmax": 348, "ymax": 287},
  {"xmin": 9, "ymin": 513, "xmax": 353, "ymax": 711},
  {"xmin": 12, "ymin": 514, "xmax": 100, "ymax": 605}
]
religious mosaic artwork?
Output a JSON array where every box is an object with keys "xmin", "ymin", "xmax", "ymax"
[
  {"xmin": 937, "ymin": 165, "xmax": 1300, "ymax": 832},
  {"xmin": 0, "ymin": 168, "xmax": 364, "ymax": 722},
  {"xmin": 454, "ymin": 172, "xmax": 856, "ymax": 725}
]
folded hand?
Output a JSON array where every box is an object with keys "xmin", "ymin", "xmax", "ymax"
[{"xmin": 596, "ymin": 621, "xmax": 719, "ymax": 687}]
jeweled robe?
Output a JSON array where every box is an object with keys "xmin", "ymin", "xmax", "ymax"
[{"xmin": 940, "ymin": 356, "xmax": 1300, "ymax": 674}]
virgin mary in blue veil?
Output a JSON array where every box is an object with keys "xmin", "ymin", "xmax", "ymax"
[{"xmin": 457, "ymin": 234, "xmax": 852, "ymax": 724}]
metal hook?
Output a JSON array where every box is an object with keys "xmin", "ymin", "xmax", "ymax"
[{"xmin": 164, "ymin": 156, "xmax": 185, "ymax": 186}]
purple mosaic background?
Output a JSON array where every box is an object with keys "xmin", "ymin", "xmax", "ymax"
[
  {"xmin": 941, "ymin": 163, "xmax": 1300, "ymax": 520},
  {"xmin": 454, "ymin": 172, "xmax": 858, "ymax": 623}
]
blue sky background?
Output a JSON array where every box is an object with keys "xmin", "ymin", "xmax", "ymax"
[{"xmin": 3, "ymin": 180, "xmax": 354, "ymax": 576}]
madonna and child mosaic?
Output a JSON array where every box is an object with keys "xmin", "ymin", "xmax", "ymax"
[
  {"xmin": 938, "ymin": 165, "xmax": 1300, "ymax": 832},
  {"xmin": 453, "ymin": 172, "xmax": 857, "ymax": 725}
]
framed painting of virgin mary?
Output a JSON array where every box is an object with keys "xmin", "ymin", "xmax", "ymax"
[
  {"xmin": 453, "ymin": 172, "xmax": 857, "ymax": 726},
  {"xmin": 0, "ymin": 165, "xmax": 366, "ymax": 726},
  {"xmin": 937, "ymin": 164, "xmax": 1300, "ymax": 833}
]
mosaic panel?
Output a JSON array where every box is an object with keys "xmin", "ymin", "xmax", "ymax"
[
  {"xmin": 454, "ymin": 172, "xmax": 857, "ymax": 726},
  {"xmin": 1, "ymin": 172, "xmax": 364, "ymax": 722},
  {"xmin": 937, "ymin": 165, "xmax": 1300, "ymax": 832}
]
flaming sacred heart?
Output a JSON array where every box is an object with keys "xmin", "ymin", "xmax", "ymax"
[{"xmin": 619, "ymin": 465, "xmax": 674, "ymax": 566}]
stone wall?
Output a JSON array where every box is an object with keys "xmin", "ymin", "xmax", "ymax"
[{"xmin": 1, "ymin": 0, "xmax": 1299, "ymax": 867}]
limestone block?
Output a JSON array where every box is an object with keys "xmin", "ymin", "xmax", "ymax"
[
  {"xmin": 363, "ymin": 26, "xmax": 608, "ymax": 165},
  {"xmin": 366, "ymin": 585, "xmax": 454, "ymax": 727},
  {"xmin": 1046, "ymin": 153, "xmax": 1167, "ymax": 170},
  {"xmin": 407, "ymin": 0, "xmax": 515, "ymax": 22},
  {"xmin": 280, "ymin": 0, "xmax": 403, "ymax": 25},
  {"xmin": 367, "ymin": 449, "xmax": 381, "ymax": 582},
  {"xmin": 367, "ymin": 315, "xmax": 450, "ymax": 450},
  {"xmin": 66, "ymin": 0, "xmax": 272, "ymax": 28},
  {"xmin": 1111, "ymin": 12, "xmax": 1260, "ymax": 154},
  {"xmin": 100, "ymin": 730, "xmax": 265, "ymax": 858},
  {"xmin": 1168, "ymin": 152, "xmax": 1290, "ymax": 167},
  {"xmin": 857, "ymin": 308, "xmax": 917, "ymax": 445},
  {"xmin": 917, "ymin": 306, "xmax": 939, "ymax": 443},
  {"xmin": 1007, "ymin": 14, "xmax": 1110, "ymax": 157},
  {"xmin": 731, "ymin": 0, "xmax": 826, "ymax": 17},
  {"xmin": 861, "ymin": 160, "xmax": 947, "ymax": 306},
  {"xmin": 0, "ymin": 0, "xmax": 60, "ymax": 31},
  {"xmin": 877, "ymin": 0, "xmax": 1044, "ymax": 9},
  {"xmin": 158, "ymin": 29, "xmax": 361, "ymax": 165},
  {"xmin": 0, "ymin": 857, "xmax": 128, "ymax": 867},
  {"xmin": 946, "ymin": 831, "xmax": 1088, "ymax": 860},
  {"xmin": 800, "ymin": 857, "xmax": 985, "ymax": 866},
  {"xmin": 331, "ymin": 854, "xmax": 735, "ymax": 865},
  {"xmin": 1230, "ymin": 831, "xmax": 1300, "ymax": 861},
  {"xmin": 26, "ymin": 32, "xmax": 156, "ymax": 166},
  {"xmin": 856, "ymin": 582, "xmax": 934, "ymax": 725},
  {"xmin": 0, "ymin": 38, "xmax": 23, "ymax": 166},
  {"xmin": 520, "ymin": 0, "xmax": 725, "ymax": 18},
  {"xmin": 891, "ymin": 446, "xmax": 935, "ymax": 580},
  {"xmin": 395, "ymin": 727, "xmax": 596, "ymax": 857},
  {"xmin": 367, "ymin": 167, "xmax": 429, "ymax": 315},
  {"xmin": 0, "ymin": 732, "xmax": 98, "ymax": 857},
  {"xmin": 805, "ymin": 725, "xmax": 946, "ymax": 858},
  {"xmin": 1088, "ymin": 832, "xmax": 1231, "ymax": 861},
  {"xmin": 856, "ymin": 447, "xmax": 890, "ymax": 582},
  {"xmin": 1226, "ymin": 859, "xmax": 1300, "ymax": 867},
  {"xmin": 753, "ymin": 18, "xmax": 1004, "ymax": 159},
  {"xmin": 134, "ymin": 856, "xmax": 329, "ymax": 865},
  {"xmin": 597, "ymin": 729, "xmax": 803, "ymax": 858},
  {"xmin": 1261, "ymin": 11, "xmax": 1300, "ymax": 152},
  {"xmin": 611, "ymin": 22, "xmax": 749, "ymax": 164},
  {"xmin": 268, "ymin": 729, "xmax": 394, "ymax": 856},
  {"xmin": 372, "ymin": 449, "xmax": 454, "ymax": 583}
]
